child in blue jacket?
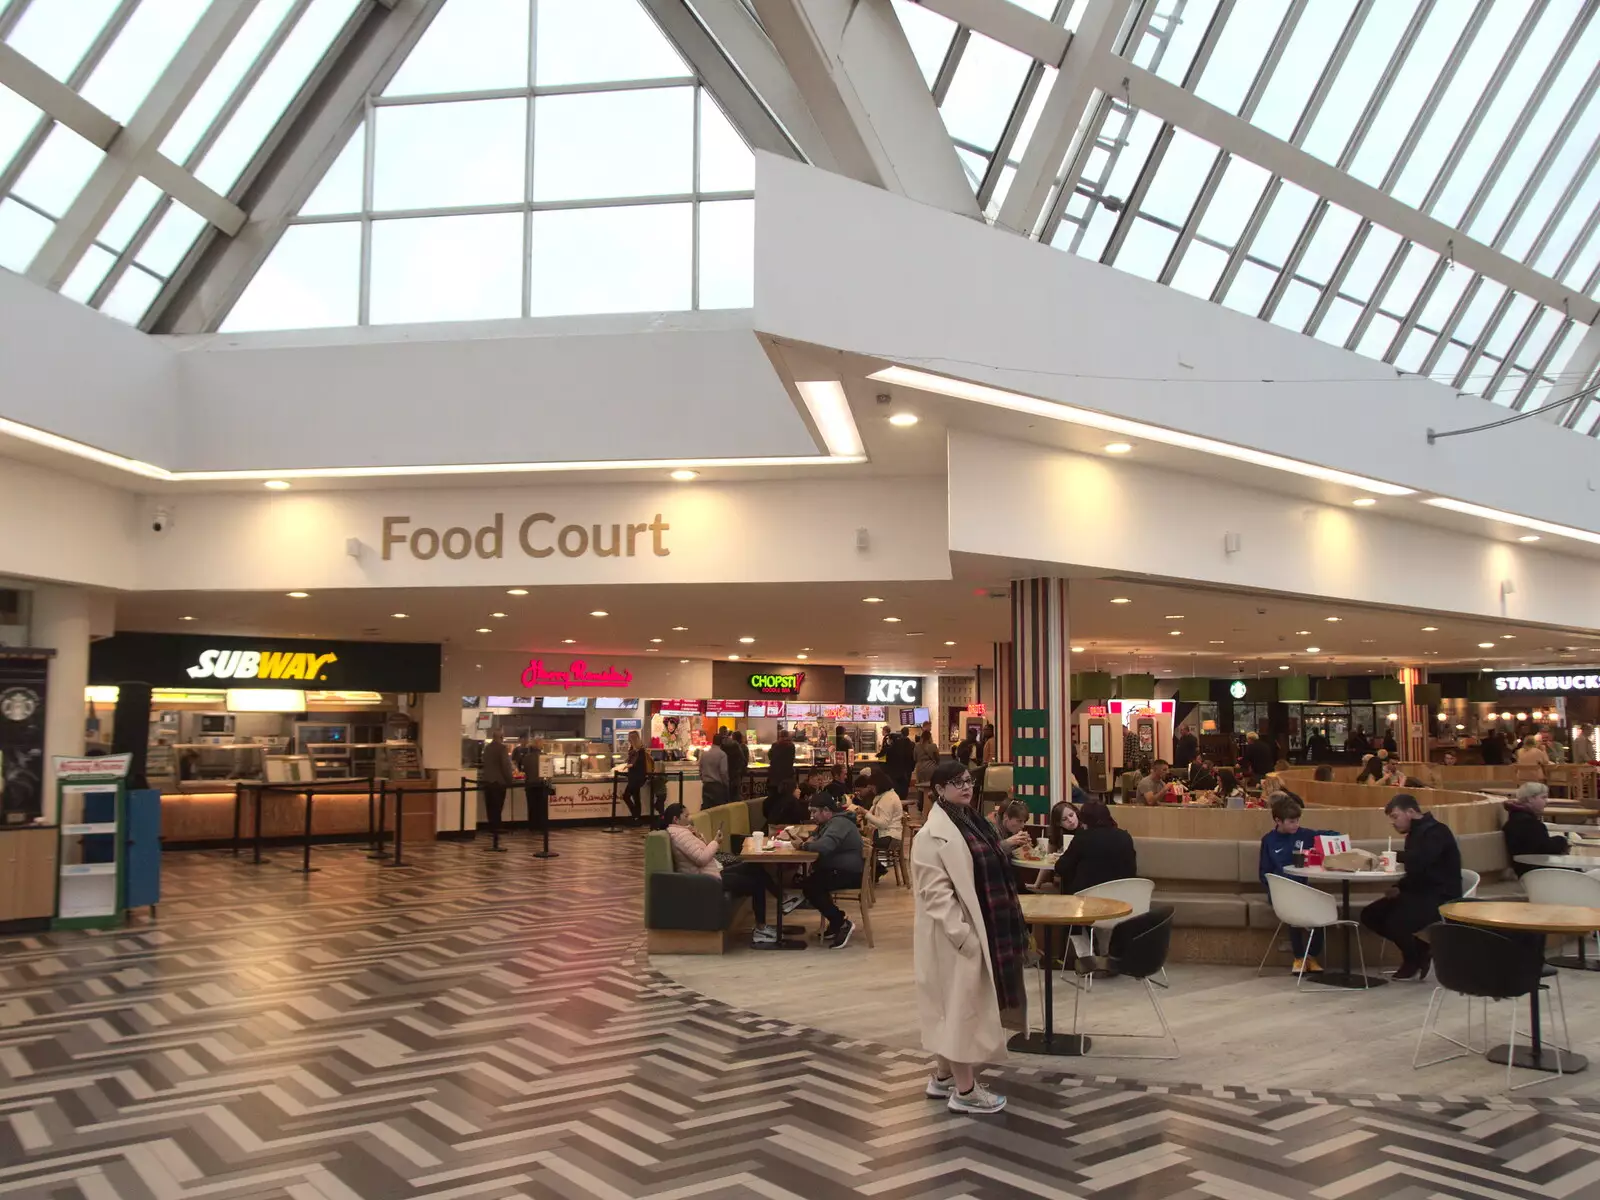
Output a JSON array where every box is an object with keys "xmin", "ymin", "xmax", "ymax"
[{"xmin": 1259, "ymin": 794, "xmax": 1342, "ymax": 972}]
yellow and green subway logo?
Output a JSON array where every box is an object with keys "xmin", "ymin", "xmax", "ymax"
[{"xmin": 186, "ymin": 649, "xmax": 339, "ymax": 682}]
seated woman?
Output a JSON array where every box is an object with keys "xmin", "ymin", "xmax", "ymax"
[
  {"xmin": 763, "ymin": 779, "xmax": 811, "ymax": 829},
  {"xmin": 1503, "ymin": 781, "xmax": 1570, "ymax": 876},
  {"xmin": 1033, "ymin": 799, "xmax": 1080, "ymax": 889},
  {"xmin": 1356, "ymin": 755, "xmax": 1385, "ymax": 784},
  {"xmin": 1215, "ymin": 768, "xmax": 1246, "ymax": 808},
  {"xmin": 661, "ymin": 803, "xmax": 776, "ymax": 946},
  {"xmin": 1053, "ymin": 800, "xmax": 1137, "ymax": 894}
]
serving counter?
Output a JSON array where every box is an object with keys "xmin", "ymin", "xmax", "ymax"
[{"xmin": 159, "ymin": 780, "xmax": 436, "ymax": 847}]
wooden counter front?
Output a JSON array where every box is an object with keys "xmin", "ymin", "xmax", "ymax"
[
  {"xmin": 0, "ymin": 825, "xmax": 58, "ymax": 925},
  {"xmin": 162, "ymin": 783, "xmax": 435, "ymax": 845}
]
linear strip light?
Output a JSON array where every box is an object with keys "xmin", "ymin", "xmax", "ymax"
[
  {"xmin": 1423, "ymin": 496, "xmax": 1600, "ymax": 547},
  {"xmin": 0, "ymin": 414, "xmax": 863, "ymax": 481},
  {"xmin": 868, "ymin": 365, "xmax": 1414, "ymax": 496},
  {"xmin": 796, "ymin": 380, "xmax": 866, "ymax": 458}
]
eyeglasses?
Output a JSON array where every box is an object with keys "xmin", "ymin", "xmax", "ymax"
[{"xmin": 948, "ymin": 776, "xmax": 974, "ymax": 789}]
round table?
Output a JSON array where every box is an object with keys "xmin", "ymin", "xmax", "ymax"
[
  {"xmin": 1009, "ymin": 893, "xmax": 1133, "ymax": 1058},
  {"xmin": 1515, "ymin": 853, "xmax": 1600, "ymax": 970},
  {"xmin": 1284, "ymin": 865, "xmax": 1401, "ymax": 989},
  {"xmin": 1440, "ymin": 900, "xmax": 1600, "ymax": 1074},
  {"xmin": 739, "ymin": 847, "xmax": 818, "ymax": 951}
]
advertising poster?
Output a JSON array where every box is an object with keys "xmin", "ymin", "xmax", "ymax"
[{"xmin": 0, "ymin": 650, "xmax": 50, "ymax": 820}]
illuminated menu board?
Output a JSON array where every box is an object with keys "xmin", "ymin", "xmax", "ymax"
[
  {"xmin": 656, "ymin": 699, "xmax": 703, "ymax": 716},
  {"xmin": 704, "ymin": 700, "xmax": 748, "ymax": 717}
]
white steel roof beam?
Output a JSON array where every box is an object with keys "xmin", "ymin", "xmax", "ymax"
[
  {"xmin": 751, "ymin": 0, "xmax": 979, "ymax": 216},
  {"xmin": 0, "ymin": 41, "xmax": 118, "ymax": 149},
  {"xmin": 906, "ymin": 0, "xmax": 1070, "ymax": 64},
  {"xmin": 1099, "ymin": 61, "xmax": 1600, "ymax": 325}
]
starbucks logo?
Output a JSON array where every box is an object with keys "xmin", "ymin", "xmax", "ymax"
[{"xmin": 0, "ymin": 687, "xmax": 39, "ymax": 722}]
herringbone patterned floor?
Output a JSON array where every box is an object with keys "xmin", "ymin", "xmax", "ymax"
[{"xmin": 4, "ymin": 832, "xmax": 1600, "ymax": 1198}]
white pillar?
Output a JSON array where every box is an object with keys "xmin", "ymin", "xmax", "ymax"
[
  {"xmin": 420, "ymin": 685, "xmax": 466, "ymax": 832},
  {"xmin": 30, "ymin": 586, "xmax": 91, "ymax": 821}
]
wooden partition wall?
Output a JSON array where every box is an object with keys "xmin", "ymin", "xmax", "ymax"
[{"xmin": 1114, "ymin": 795, "xmax": 1503, "ymax": 840}]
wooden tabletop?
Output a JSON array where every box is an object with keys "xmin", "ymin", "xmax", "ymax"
[
  {"xmin": 1019, "ymin": 894, "xmax": 1133, "ymax": 925},
  {"xmin": 740, "ymin": 848, "xmax": 818, "ymax": 864},
  {"xmin": 1440, "ymin": 900, "xmax": 1600, "ymax": 934}
]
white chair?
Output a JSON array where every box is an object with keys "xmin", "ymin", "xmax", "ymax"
[
  {"xmin": 1523, "ymin": 868, "xmax": 1600, "ymax": 962},
  {"xmin": 1460, "ymin": 868, "xmax": 1481, "ymax": 899},
  {"xmin": 1255, "ymin": 874, "xmax": 1369, "ymax": 989},
  {"xmin": 1066, "ymin": 878, "xmax": 1154, "ymax": 987}
]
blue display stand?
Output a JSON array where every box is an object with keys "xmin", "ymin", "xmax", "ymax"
[{"xmin": 124, "ymin": 788, "xmax": 161, "ymax": 914}]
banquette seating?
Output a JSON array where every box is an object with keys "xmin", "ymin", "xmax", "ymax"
[{"xmin": 644, "ymin": 800, "xmax": 757, "ymax": 954}]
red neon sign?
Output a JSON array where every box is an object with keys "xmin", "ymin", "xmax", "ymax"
[{"xmin": 519, "ymin": 658, "xmax": 634, "ymax": 691}]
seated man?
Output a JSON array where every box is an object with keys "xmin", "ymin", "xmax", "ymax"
[
  {"xmin": 661, "ymin": 803, "xmax": 776, "ymax": 945},
  {"xmin": 1258, "ymin": 794, "xmax": 1341, "ymax": 973},
  {"xmin": 1502, "ymin": 781, "xmax": 1569, "ymax": 876},
  {"xmin": 1312, "ymin": 765, "xmax": 1334, "ymax": 782},
  {"xmin": 1360, "ymin": 794, "xmax": 1462, "ymax": 980},
  {"xmin": 800, "ymin": 792, "xmax": 865, "ymax": 948},
  {"xmin": 1134, "ymin": 760, "xmax": 1170, "ymax": 806}
]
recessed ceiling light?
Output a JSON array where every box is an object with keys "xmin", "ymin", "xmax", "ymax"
[
  {"xmin": 1421, "ymin": 626, "xmax": 1438, "ymax": 632},
  {"xmin": 862, "ymin": 596, "xmax": 884, "ymax": 603},
  {"xmin": 476, "ymin": 627, "xmax": 492, "ymax": 634},
  {"xmin": 1279, "ymin": 665, "xmax": 1289, "ymax": 670},
  {"xmin": 1071, "ymin": 646, "xmax": 1085, "ymax": 652},
  {"xmin": 727, "ymin": 654, "xmax": 740, "ymax": 660},
  {"xmin": 1478, "ymin": 642, "xmax": 1495, "ymax": 648},
  {"xmin": 1295, "ymin": 630, "xmax": 1311, "ymax": 636},
  {"xmin": 672, "ymin": 625, "xmax": 688, "ymax": 631},
  {"xmin": 491, "ymin": 612, "xmax": 506, "ymax": 618},
  {"xmin": 1103, "ymin": 442, "xmax": 1133, "ymax": 455},
  {"xmin": 797, "ymin": 653, "xmax": 808, "ymax": 659},
  {"xmin": 562, "ymin": 638, "xmax": 576, "ymax": 644},
  {"xmin": 1305, "ymin": 646, "xmax": 1321, "ymax": 653},
  {"xmin": 865, "ymin": 654, "xmax": 879, "ymax": 659},
  {"xmin": 650, "ymin": 638, "xmax": 663, "ymax": 643},
  {"xmin": 392, "ymin": 613, "xmax": 408, "ymax": 619},
  {"xmin": 888, "ymin": 412, "xmax": 919, "ymax": 427},
  {"xmin": 1324, "ymin": 617, "xmax": 1341, "ymax": 623},
  {"xmin": 1169, "ymin": 630, "xmax": 1181, "ymax": 636},
  {"xmin": 1361, "ymin": 638, "xmax": 1375, "ymax": 644},
  {"xmin": 1518, "ymin": 534, "xmax": 1540, "ymax": 543},
  {"xmin": 1110, "ymin": 597, "xmax": 1131, "ymax": 604},
  {"xmin": 801, "ymin": 647, "xmax": 812, "ymax": 651},
  {"xmin": 669, "ymin": 469, "xmax": 699, "ymax": 481},
  {"xmin": 1500, "ymin": 634, "xmax": 1515, "ymax": 640},
  {"xmin": 590, "ymin": 610, "xmax": 608, "ymax": 617},
  {"xmin": 264, "ymin": 479, "xmax": 291, "ymax": 490},
  {"xmin": 287, "ymin": 592, "xmax": 309, "ymax": 598},
  {"xmin": 944, "ymin": 640, "xmax": 957, "ymax": 646},
  {"xmin": 1209, "ymin": 639, "xmax": 1224, "ymax": 644},
  {"xmin": 645, "ymin": 647, "xmax": 658, "ymax": 652},
  {"xmin": 906, "ymin": 631, "xmax": 925, "ymax": 637},
  {"xmin": 679, "ymin": 659, "xmax": 690, "ymax": 663},
  {"xmin": 507, "ymin": 588, "xmax": 528, "ymax": 595},
  {"xmin": 1164, "ymin": 614, "xmax": 1184, "ymax": 620},
  {"xmin": 179, "ymin": 615, "xmax": 196, "ymax": 621},
  {"xmin": 738, "ymin": 636, "xmax": 756, "ymax": 643},
  {"xmin": 1352, "ymin": 497, "xmax": 1375, "ymax": 507},
  {"xmin": 883, "ymin": 616, "xmax": 902, "ymax": 623}
]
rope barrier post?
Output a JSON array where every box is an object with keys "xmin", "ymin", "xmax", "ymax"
[
  {"xmin": 232, "ymin": 783, "xmax": 243, "ymax": 856},
  {"xmin": 252, "ymin": 784, "xmax": 266, "ymax": 865},
  {"xmin": 384, "ymin": 785, "xmax": 406, "ymax": 867},
  {"xmin": 531, "ymin": 778, "xmax": 557, "ymax": 858},
  {"xmin": 603, "ymin": 772, "xmax": 623, "ymax": 835},
  {"xmin": 369, "ymin": 780, "xmax": 390, "ymax": 860},
  {"xmin": 366, "ymin": 777, "xmax": 376, "ymax": 851},
  {"xmin": 295, "ymin": 789, "xmax": 319, "ymax": 874},
  {"xmin": 459, "ymin": 776, "xmax": 469, "ymax": 838}
]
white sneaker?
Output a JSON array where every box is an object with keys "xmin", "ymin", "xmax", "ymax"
[
  {"xmin": 947, "ymin": 1084, "xmax": 1006, "ymax": 1115},
  {"xmin": 782, "ymin": 896, "xmax": 806, "ymax": 915},
  {"xmin": 751, "ymin": 925, "xmax": 778, "ymax": 943},
  {"xmin": 924, "ymin": 1075, "xmax": 955, "ymax": 1099}
]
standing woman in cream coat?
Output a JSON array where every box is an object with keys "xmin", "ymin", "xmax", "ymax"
[{"xmin": 911, "ymin": 759, "xmax": 1028, "ymax": 1114}]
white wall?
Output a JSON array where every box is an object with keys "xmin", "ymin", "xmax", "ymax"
[
  {"xmin": 949, "ymin": 430, "xmax": 1600, "ymax": 631},
  {"xmin": 170, "ymin": 314, "xmax": 818, "ymax": 471},
  {"xmin": 0, "ymin": 456, "xmax": 140, "ymax": 588},
  {"xmin": 132, "ymin": 475, "xmax": 952, "ymax": 590},
  {"xmin": 755, "ymin": 154, "xmax": 1600, "ymax": 535},
  {"xmin": 0, "ymin": 271, "xmax": 179, "ymax": 465}
]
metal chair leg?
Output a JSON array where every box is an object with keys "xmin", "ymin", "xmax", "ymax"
[
  {"xmin": 1255, "ymin": 922, "xmax": 1284, "ymax": 975},
  {"xmin": 1412, "ymin": 986, "xmax": 1445, "ymax": 1070},
  {"xmin": 1354, "ymin": 920, "xmax": 1370, "ymax": 989}
]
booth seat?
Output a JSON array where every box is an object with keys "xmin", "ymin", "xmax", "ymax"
[
  {"xmin": 689, "ymin": 801, "xmax": 752, "ymax": 844},
  {"xmin": 643, "ymin": 829, "xmax": 752, "ymax": 955}
]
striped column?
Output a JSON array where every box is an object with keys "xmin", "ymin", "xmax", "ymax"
[
  {"xmin": 1011, "ymin": 578, "xmax": 1071, "ymax": 815},
  {"xmin": 992, "ymin": 643, "xmax": 1014, "ymax": 762}
]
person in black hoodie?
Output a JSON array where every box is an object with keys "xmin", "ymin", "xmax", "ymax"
[
  {"xmin": 1053, "ymin": 800, "xmax": 1137, "ymax": 893},
  {"xmin": 885, "ymin": 728, "xmax": 917, "ymax": 801},
  {"xmin": 1360, "ymin": 794, "xmax": 1462, "ymax": 980},
  {"xmin": 1502, "ymin": 782, "xmax": 1570, "ymax": 876}
]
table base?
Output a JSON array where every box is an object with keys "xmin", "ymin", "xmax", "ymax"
[
  {"xmin": 1008, "ymin": 1030, "xmax": 1090, "ymax": 1057},
  {"xmin": 750, "ymin": 938, "xmax": 807, "ymax": 952},
  {"xmin": 1487, "ymin": 1044, "xmax": 1588, "ymax": 1074},
  {"xmin": 1547, "ymin": 954, "xmax": 1600, "ymax": 972},
  {"xmin": 1303, "ymin": 969, "xmax": 1387, "ymax": 989}
]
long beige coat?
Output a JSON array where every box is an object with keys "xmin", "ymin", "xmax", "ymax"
[{"xmin": 911, "ymin": 803, "xmax": 1007, "ymax": 1064}]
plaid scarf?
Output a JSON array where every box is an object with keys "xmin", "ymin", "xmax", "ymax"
[{"xmin": 938, "ymin": 800, "xmax": 1027, "ymax": 1013}]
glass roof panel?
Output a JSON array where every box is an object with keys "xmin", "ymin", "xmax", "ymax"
[
  {"xmin": 889, "ymin": 0, "xmax": 956, "ymax": 88},
  {"xmin": 1300, "ymin": 1, "xmax": 1421, "ymax": 167},
  {"xmin": 0, "ymin": 195, "xmax": 51, "ymax": 272},
  {"xmin": 1297, "ymin": 204, "xmax": 1360, "ymax": 285},
  {"xmin": 11, "ymin": 122, "xmax": 102, "ymax": 216},
  {"xmin": 1192, "ymin": 0, "xmax": 1292, "ymax": 116},
  {"xmin": 78, "ymin": 0, "xmax": 210, "ymax": 123},
  {"xmin": 160, "ymin": 0, "xmax": 299, "ymax": 164},
  {"xmin": 222, "ymin": 221, "xmax": 360, "ymax": 332},
  {"xmin": 1137, "ymin": 128, "xmax": 1218, "ymax": 227},
  {"xmin": 384, "ymin": 0, "xmax": 530, "ymax": 96},
  {"xmin": 938, "ymin": 31, "xmax": 1031, "ymax": 154},
  {"xmin": 0, "ymin": 82, "xmax": 40, "ymax": 178},
  {"xmin": 1250, "ymin": 0, "xmax": 1359, "ymax": 141},
  {"xmin": 1127, "ymin": 0, "xmax": 1221, "ymax": 84},
  {"xmin": 3, "ymin": 0, "xmax": 121, "ymax": 84},
  {"xmin": 1195, "ymin": 154, "xmax": 1270, "ymax": 248},
  {"xmin": 534, "ymin": 0, "xmax": 689, "ymax": 86}
]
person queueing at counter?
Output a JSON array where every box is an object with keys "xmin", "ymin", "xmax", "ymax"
[
  {"xmin": 479, "ymin": 734, "xmax": 514, "ymax": 834},
  {"xmin": 1258, "ymin": 794, "xmax": 1342, "ymax": 974},
  {"xmin": 767, "ymin": 727, "xmax": 797, "ymax": 801},
  {"xmin": 699, "ymin": 731, "xmax": 730, "ymax": 807},
  {"xmin": 885, "ymin": 727, "xmax": 917, "ymax": 808},
  {"xmin": 724, "ymin": 728, "xmax": 749, "ymax": 802},
  {"xmin": 622, "ymin": 730, "xmax": 652, "ymax": 820},
  {"xmin": 1503, "ymin": 781, "xmax": 1570, "ymax": 876},
  {"xmin": 799, "ymin": 791, "xmax": 865, "ymax": 949},
  {"xmin": 1360, "ymin": 794, "xmax": 1462, "ymax": 981},
  {"xmin": 661, "ymin": 803, "xmax": 777, "ymax": 946}
]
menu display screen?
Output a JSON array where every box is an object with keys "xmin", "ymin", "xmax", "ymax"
[
  {"xmin": 657, "ymin": 699, "xmax": 703, "ymax": 716},
  {"xmin": 485, "ymin": 695, "xmax": 538, "ymax": 708},
  {"xmin": 542, "ymin": 696, "xmax": 590, "ymax": 709},
  {"xmin": 705, "ymin": 700, "xmax": 748, "ymax": 717},
  {"xmin": 746, "ymin": 700, "xmax": 786, "ymax": 717},
  {"xmin": 593, "ymin": 698, "xmax": 639, "ymax": 709}
]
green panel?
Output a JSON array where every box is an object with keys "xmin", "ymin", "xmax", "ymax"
[
  {"xmin": 1073, "ymin": 672, "xmax": 1113, "ymax": 699},
  {"xmin": 1315, "ymin": 677, "xmax": 1349, "ymax": 703},
  {"xmin": 1370, "ymin": 678, "xmax": 1404, "ymax": 703},
  {"xmin": 1277, "ymin": 675, "xmax": 1311, "ymax": 703},
  {"xmin": 1175, "ymin": 677, "xmax": 1211, "ymax": 702},
  {"xmin": 1116, "ymin": 674, "xmax": 1156, "ymax": 698},
  {"xmin": 1011, "ymin": 707, "xmax": 1052, "ymax": 812},
  {"xmin": 1413, "ymin": 683, "xmax": 1442, "ymax": 708}
]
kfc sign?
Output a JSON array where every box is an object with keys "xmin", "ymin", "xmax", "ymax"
[{"xmin": 845, "ymin": 675, "xmax": 922, "ymax": 704}]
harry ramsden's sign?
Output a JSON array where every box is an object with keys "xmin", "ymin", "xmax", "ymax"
[
  {"xmin": 382, "ymin": 514, "xmax": 670, "ymax": 560},
  {"xmin": 1493, "ymin": 671, "xmax": 1600, "ymax": 693},
  {"xmin": 521, "ymin": 659, "xmax": 635, "ymax": 691}
]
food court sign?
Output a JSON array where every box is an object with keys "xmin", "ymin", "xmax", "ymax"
[
  {"xmin": 521, "ymin": 658, "xmax": 635, "ymax": 691},
  {"xmin": 1490, "ymin": 669, "xmax": 1600, "ymax": 694},
  {"xmin": 748, "ymin": 671, "xmax": 806, "ymax": 695},
  {"xmin": 382, "ymin": 513, "xmax": 671, "ymax": 560}
]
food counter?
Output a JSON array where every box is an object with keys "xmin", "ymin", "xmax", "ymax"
[{"xmin": 159, "ymin": 779, "xmax": 436, "ymax": 847}]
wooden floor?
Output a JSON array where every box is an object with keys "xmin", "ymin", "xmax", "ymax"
[{"xmin": 653, "ymin": 874, "xmax": 1600, "ymax": 1099}]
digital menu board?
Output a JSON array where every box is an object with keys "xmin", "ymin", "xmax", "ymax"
[
  {"xmin": 746, "ymin": 700, "xmax": 787, "ymax": 717},
  {"xmin": 542, "ymin": 696, "xmax": 590, "ymax": 709},
  {"xmin": 656, "ymin": 699, "xmax": 703, "ymax": 716},
  {"xmin": 485, "ymin": 695, "xmax": 538, "ymax": 708},
  {"xmin": 593, "ymin": 697, "xmax": 640, "ymax": 709},
  {"xmin": 704, "ymin": 700, "xmax": 748, "ymax": 717}
]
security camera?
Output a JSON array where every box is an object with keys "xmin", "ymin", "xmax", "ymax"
[{"xmin": 151, "ymin": 506, "xmax": 172, "ymax": 533}]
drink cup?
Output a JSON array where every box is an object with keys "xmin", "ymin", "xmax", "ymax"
[{"xmin": 748, "ymin": 832, "xmax": 764, "ymax": 852}]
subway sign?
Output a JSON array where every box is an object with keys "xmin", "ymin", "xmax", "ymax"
[
  {"xmin": 1492, "ymin": 670, "xmax": 1600, "ymax": 693},
  {"xmin": 188, "ymin": 648, "xmax": 338, "ymax": 681},
  {"xmin": 90, "ymin": 633, "xmax": 441, "ymax": 692},
  {"xmin": 748, "ymin": 671, "xmax": 806, "ymax": 695}
]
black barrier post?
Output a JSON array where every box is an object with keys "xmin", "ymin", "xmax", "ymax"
[
  {"xmin": 295, "ymin": 789, "xmax": 319, "ymax": 874},
  {"xmin": 366, "ymin": 777, "xmax": 376, "ymax": 850},
  {"xmin": 459, "ymin": 777, "xmax": 468, "ymax": 836},
  {"xmin": 604, "ymin": 772, "xmax": 624, "ymax": 835},
  {"xmin": 531, "ymin": 779, "xmax": 557, "ymax": 858},
  {"xmin": 232, "ymin": 783, "xmax": 243, "ymax": 856},
  {"xmin": 369, "ymin": 780, "xmax": 390, "ymax": 860},
  {"xmin": 252, "ymin": 785, "xmax": 266, "ymax": 865},
  {"xmin": 384, "ymin": 786, "xmax": 406, "ymax": 867}
]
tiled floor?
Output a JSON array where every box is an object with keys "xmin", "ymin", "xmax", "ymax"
[{"xmin": 3, "ymin": 832, "xmax": 1600, "ymax": 1198}]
